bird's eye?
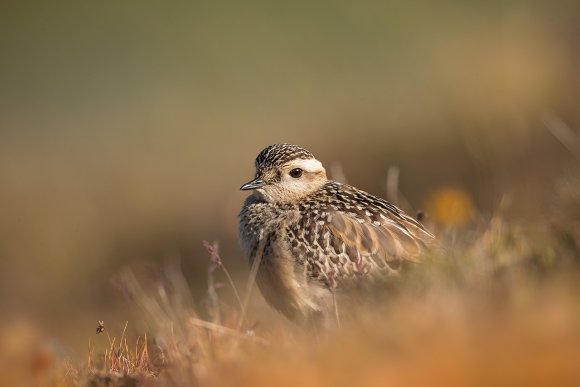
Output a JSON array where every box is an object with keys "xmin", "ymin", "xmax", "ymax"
[{"xmin": 289, "ymin": 168, "xmax": 303, "ymax": 178}]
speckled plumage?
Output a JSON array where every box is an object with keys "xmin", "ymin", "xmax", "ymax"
[{"xmin": 238, "ymin": 144, "xmax": 434, "ymax": 326}]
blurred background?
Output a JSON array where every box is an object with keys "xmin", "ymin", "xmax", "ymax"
[{"xmin": 0, "ymin": 0, "xmax": 579, "ymax": 357}]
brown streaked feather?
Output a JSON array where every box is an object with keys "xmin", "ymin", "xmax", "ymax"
[
  {"xmin": 288, "ymin": 181, "xmax": 434, "ymax": 285},
  {"xmin": 327, "ymin": 210, "xmax": 422, "ymax": 264}
]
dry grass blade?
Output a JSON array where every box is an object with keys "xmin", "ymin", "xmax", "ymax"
[
  {"xmin": 189, "ymin": 317, "xmax": 269, "ymax": 345},
  {"xmin": 203, "ymin": 240, "xmax": 245, "ymax": 318},
  {"xmin": 543, "ymin": 111, "xmax": 579, "ymax": 155},
  {"xmin": 237, "ymin": 238, "xmax": 266, "ymax": 331},
  {"xmin": 386, "ymin": 165, "xmax": 400, "ymax": 204}
]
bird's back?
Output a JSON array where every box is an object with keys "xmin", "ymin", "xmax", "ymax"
[{"xmin": 287, "ymin": 181, "xmax": 434, "ymax": 287}]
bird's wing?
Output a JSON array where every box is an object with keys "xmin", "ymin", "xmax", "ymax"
[
  {"xmin": 290, "ymin": 183, "xmax": 434, "ymax": 282},
  {"xmin": 331, "ymin": 183, "xmax": 433, "ymax": 255},
  {"xmin": 326, "ymin": 207, "xmax": 429, "ymax": 268}
]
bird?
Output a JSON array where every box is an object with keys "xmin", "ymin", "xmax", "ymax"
[{"xmin": 238, "ymin": 144, "xmax": 434, "ymax": 327}]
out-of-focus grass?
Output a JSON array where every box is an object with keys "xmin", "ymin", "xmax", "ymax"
[{"xmin": 3, "ymin": 174, "xmax": 577, "ymax": 387}]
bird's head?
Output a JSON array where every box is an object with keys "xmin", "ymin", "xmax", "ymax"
[{"xmin": 240, "ymin": 144, "xmax": 328, "ymax": 204}]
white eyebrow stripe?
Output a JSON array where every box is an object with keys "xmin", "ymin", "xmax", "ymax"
[{"xmin": 286, "ymin": 158, "xmax": 324, "ymax": 172}]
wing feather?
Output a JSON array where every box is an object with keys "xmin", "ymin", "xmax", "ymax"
[{"xmin": 289, "ymin": 181, "xmax": 435, "ymax": 284}]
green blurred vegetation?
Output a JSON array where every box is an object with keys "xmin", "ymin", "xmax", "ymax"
[{"xmin": 0, "ymin": 0, "xmax": 579, "ymax": 363}]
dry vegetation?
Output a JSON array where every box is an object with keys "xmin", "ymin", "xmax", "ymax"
[{"xmin": 3, "ymin": 172, "xmax": 577, "ymax": 387}]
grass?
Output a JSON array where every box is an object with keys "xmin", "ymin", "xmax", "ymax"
[{"xmin": 3, "ymin": 173, "xmax": 580, "ymax": 387}]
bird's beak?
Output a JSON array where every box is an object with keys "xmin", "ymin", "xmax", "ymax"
[{"xmin": 240, "ymin": 178, "xmax": 266, "ymax": 190}]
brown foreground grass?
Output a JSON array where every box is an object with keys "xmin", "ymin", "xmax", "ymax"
[{"xmin": 2, "ymin": 177, "xmax": 580, "ymax": 387}]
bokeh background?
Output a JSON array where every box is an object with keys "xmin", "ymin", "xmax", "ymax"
[{"xmin": 1, "ymin": 0, "xmax": 579, "ymax": 357}]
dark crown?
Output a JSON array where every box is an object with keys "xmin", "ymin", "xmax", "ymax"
[{"xmin": 255, "ymin": 144, "xmax": 314, "ymax": 170}]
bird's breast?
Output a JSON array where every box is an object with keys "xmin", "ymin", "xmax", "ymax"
[{"xmin": 238, "ymin": 197, "xmax": 294, "ymax": 262}]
